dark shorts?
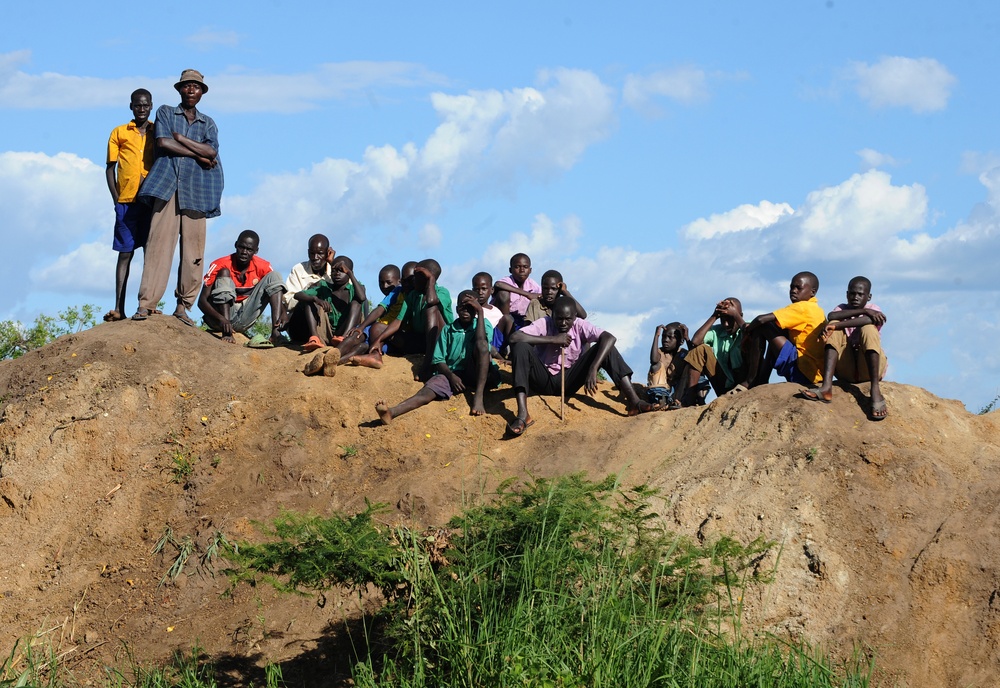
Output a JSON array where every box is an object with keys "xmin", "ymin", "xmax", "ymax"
[
  {"xmin": 113, "ymin": 201, "xmax": 151, "ymax": 252},
  {"xmin": 425, "ymin": 366, "xmax": 501, "ymax": 400},
  {"xmin": 773, "ymin": 341, "xmax": 810, "ymax": 385}
]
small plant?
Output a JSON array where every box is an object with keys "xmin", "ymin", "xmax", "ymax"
[
  {"xmin": 169, "ymin": 451, "xmax": 197, "ymax": 484},
  {"xmin": 807, "ymin": 446, "xmax": 818, "ymax": 462},
  {"xmin": 152, "ymin": 527, "xmax": 196, "ymax": 586},
  {"xmin": 340, "ymin": 445, "xmax": 358, "ymax": 458},
  {"xmin": 980, "ymin": 393, "xmax": 1000, "ymax": 415},
  {"xmin": 0, "ymin": 304, "xmax": 99, "ymax": 360}
]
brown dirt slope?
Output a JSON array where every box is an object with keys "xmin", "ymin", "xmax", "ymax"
[{"xmin": 0, "ymin": 316, "xmax": 998, "ymax": 686}]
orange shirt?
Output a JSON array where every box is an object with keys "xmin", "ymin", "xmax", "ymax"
[
  {"xmin": 203, "ymin": 255, "xmax": 273, "ymax": 302},
  {"xmin": 773, "ymin": 297, "xmax": 826, "ymax": 384},
  {"xmin": 107, "ymin": 120, "xmax": 155, "ymax": 203}
]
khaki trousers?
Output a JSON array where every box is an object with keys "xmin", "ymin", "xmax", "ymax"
[
  {"xmin": 827, "ymin": 325, "xmax": 888, "ymax": 382},
  {"xmin": 137, "ymin": 193, "xmax": 206, "ymax": 311}
]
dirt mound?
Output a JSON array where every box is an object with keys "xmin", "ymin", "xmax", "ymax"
[{"xmin": 1, "ymin": 316, "xmax": 998, "ymax": 686}]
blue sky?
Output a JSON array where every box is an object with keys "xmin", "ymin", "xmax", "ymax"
[{"xmin": 2, "ymin": 1, "xmax": 998, "ymax": 410}]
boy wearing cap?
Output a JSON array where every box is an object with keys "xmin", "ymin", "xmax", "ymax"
[{"xmin": 134, "ymin": 69, "xmax": 224, "ymax": 326}]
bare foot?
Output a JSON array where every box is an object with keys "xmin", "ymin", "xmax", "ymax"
[
  {"xmin": 375, "ymin": 400, "xmax": 393, "ymax": 425},
  {"xmin": 350, "ymin": 353, "xmax": 383, "ymax": 369},
  {"xmin": 221, "ymin": 334, "xmax": 236, "ymax": 344}
]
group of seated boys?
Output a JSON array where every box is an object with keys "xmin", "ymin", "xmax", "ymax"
[{"xmin": 196, "ymin": 232, "xmax": 890, "ymax": 434}]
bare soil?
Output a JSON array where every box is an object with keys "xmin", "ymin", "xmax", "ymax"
[{"xmin": 1, "ymin": 315, "xmax": 998, "ymax": 686}]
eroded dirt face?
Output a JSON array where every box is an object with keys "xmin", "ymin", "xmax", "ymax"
[{"xmin": 1, "ymin": 316, "xmax": 998, "ymax": 687}]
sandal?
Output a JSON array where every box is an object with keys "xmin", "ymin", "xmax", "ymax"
[
  {"xmin": 131, "ymin": 308, "xmax": 150, "ymax": 321},
  {"xmin": 174, "ymin": 312, "xmax": 197, "ymax": 327},
  {"xmin": 245, "ymin": 333, "xmax": 275, "ymax": 349},
  {"xmin": 506, "ymin": 416, "xmax": 535, "ymax": 438},
  {"xmin": 302, "ymin": 335, "xmax": 325, "ymax": 352},
  {"xmin": 868, "ymin": 399, "xmax": 888, "ymax": 421},
  {"xmin": 800, "ymin": 389, "xmax": 832, "ymax": 404}
]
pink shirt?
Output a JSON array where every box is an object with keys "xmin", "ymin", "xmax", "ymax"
[
  {"xmin": 833, "ymin": 302, "xmax": 883, "ymax": 347},
  {"xmin": 519, "ymin": 316, "xmax": 604, "ymax": 375},
  {"xmin": 493, "ymin": 275, "xmax": 541, "ymax": 317}
]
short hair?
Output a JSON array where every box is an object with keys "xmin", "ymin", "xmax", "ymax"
[
  {"xmin": 418, "ymin": 258, "xmax": 442, "ymax": 279},
  {"xmin": 237, "ymin": 229, "xmax": 259, "ymax": 247},
  {"xmin": 553, "ymin": 295, "xmax": 576, "ymax": 317},
  {"xmin": 308, "ymin": 234, "xmax": 329, "ymax": 250},
  {"xmin": 401, "ymin": 261, "xmax": 418, "ymax": 278},
  {"xmin": 794, "ymin": 271, "xmax": 819, "ymax": 292},
  {"xmin": 472, "ymin": 271, "xmax": 492, "ymax": 285},
  {"xmin": 724, "ymin": 297, "xmax": 743, "ymax": 315},
  {"xmin": 509, "ymin": 253, "xmax": 531, "ymax": 266},
  {"xmin": 848, "ymin": 275, "xmax": 872, "ymax": 293},
  {"xmin": 540, "ymin": 269, "xmax": 563, "ymax": 283},
  {"xmin": 334, "ymin": 255, "xmax": 354, "ymax": 271},
  {"xmin": 130, "ymin": 88, "xmax": 152, "ymax": 103},
  {"xmin": 664, "ymin": 321, "xmax": 683, "ymax": 333},
  {"xmin": 379, "ymin": 264, "xmax": 401, "ymax": 280},
  {"xmin": 456, "ymin": 289, "xmax": 476, "ymax": 304}
]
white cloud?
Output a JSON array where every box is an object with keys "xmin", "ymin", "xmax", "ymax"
[
  {"xmin": 848, "ymin": 56, "xmax": 956, "ymax": 113},
  {"xmin": 623, "ymin": 66, "xmax": 709, "ymax": 115},
  {"xmin": 224, "ymin": 69, "xmax": 613, "ymax": 269},
  {"xmin": 185, "ymin": 28, "xmax": 241, "ymax": 50},
  {"xmin": 682, "ymin": 200, "xmax": 793, "ymax": 239},
  {"xmin": 857, "ymin": 148, "xmax": 900, "ymax": 170},
  {"xmin": 418, "ymin": 223, "xmax": 442, "ymax": 250},
  {"xmin": 0, "ymin": 50, "xmax": 448, "ymax": 112},
  {"xmin": 30, "ymin": 242, "xmax": 112, "ymax": 293},
  {"xmin": 960, "ymin": 150, "xmax": 1000, "ymax": 176}
]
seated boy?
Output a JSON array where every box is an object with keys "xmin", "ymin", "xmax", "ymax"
[
  {"xmin": 340, "ymin": 263, "xmax": 409, "ymax": 368},
  {"xmin": 296, "ymin": 256, "xmax": 367, "ymax": 353},
  {"xmin": 472, "ymin": 271, "xmax": 512, "ymax": 357},
  {"xmin": 104, "ymin": 88, "xmax": 155, "ymax": 322},
  {"xmin": 801, "ymin": 276, "xmax": 888, "ymax": 420},
  {"xmin": 491, "ymin": 252, "xmax": 541, "ymax": 328},
  {"xmin": 283, "ymin": 233, "xmax": 334, "ymax": 336},
  {"xmin": 523, "ymin": 270, "xmax": 588, "ymax": 324},
  {"xmin": 743, "ymin": 272, "xmax": 825, "ymax": 387},
  {"xmin": 375, "ymin": 290, "xmax": 497, "ymax": 424},
  {"xmin": 372, "ymin": 258, "xmax": 453, "ymax": 381},
  {"xmin": 647, "ymin": 322, "xmax": 694, "ymax": 408},
  {"xmin": 507, "ymin": 296, "xmax": 659, "ymax": 436},
  {"xmin": 198, "ymin": 230, "xmax": 285, "ymax": 346},
  {"xmin": 677, "ymin": 298, "xmax": 748, "ymax": 406}
]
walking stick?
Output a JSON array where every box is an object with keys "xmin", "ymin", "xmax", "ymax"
[{"xmin": 560, "ymin": 346, "xmax": 566, "ymax": 421}]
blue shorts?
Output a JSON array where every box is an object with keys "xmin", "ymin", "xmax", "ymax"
[
  {"xmin": 773, "ymin": 341, "xmax": 810, "ymax": 385},
  {"xmin": 113, "ymin": 201, "xmax": 151, "ymax": 252}
]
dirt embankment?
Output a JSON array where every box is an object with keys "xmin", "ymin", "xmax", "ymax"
[{"xmin": 1, "ymin": 316, "xmax": 998, "ymax": 686}]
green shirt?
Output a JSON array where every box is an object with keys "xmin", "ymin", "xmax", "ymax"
[
  {"xmin": 431, "ymin": 318, "xmax": 494, "ymax": 372},
  {"xmin": 396, "ymin": 284, "xmax": 454, "ymax": 333},
  {"xmin": 303, "ymin": 281, "xmax": 356, "ymax": 329},
  {"xmin": 703, "ymin": 324, "xmax": 744, "ymax": 388}
]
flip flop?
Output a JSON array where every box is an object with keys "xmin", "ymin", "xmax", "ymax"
[
  {"xmin": 800, "ymin": 389, "xmax": 832, "ymax": 404},
  {"xmin": 506, "ymin": 416, "xmax": 535, "ymax": 438},
  {"xmin": 868, "ymin": 399, "xmax": 888, "ymax": 421},
  {"xmin": 131, "ymin": 308, "xmax": 150, "ymax": 321},
  {"xmin": 175, "ymin": 312, "xmax": 197, "ymax": 327},
  {"xmin": 302, "ymin": 335, "xmax": 325, "ymax": 352},
  {"xmin": 245, "ymin": 333, "xmax": 275, "ymax": 349}
]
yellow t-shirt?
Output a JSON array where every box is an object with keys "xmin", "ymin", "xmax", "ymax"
[
  {"xmin": 773, "ymin": 297, "xmax": 826, "ymax": 384},
  {"xmin": 107, "ymin": 120, "xmax": 155, "ymax": 203}
]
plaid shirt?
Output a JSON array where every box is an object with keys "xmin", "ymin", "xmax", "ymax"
[{"xmin": 139, "ymin": 104, "xmax": 224, "ymax": 218}]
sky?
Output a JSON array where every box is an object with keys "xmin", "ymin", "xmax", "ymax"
[{"xmin": 2, "ymin": 1, "xmax": 999, "ymax": 411}]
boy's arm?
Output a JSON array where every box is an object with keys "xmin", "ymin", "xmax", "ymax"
[
  {"xmin": 170, "ymin": 132, "xmax": 218, "ymax": 160},
  {"xmin": 105, "ymin": 163, "xmax": 119, "ymax": 203},
  {"xmin": 745, "ymin": 312, "xmax": 776, "ymax": 333},
  {"xmin": 509, "ymin": 326, "xmax": 572, "ymax": 348},
  {"xmin": 557, "ymin": 283, "xmax": 587, "ymax": 319},
  {"xmin": 343, "ymin": 264, "xmax": 366, "ymax": 304},
  {"xmin": 690, "ymin": 312, "xmax": 717, "ymax": 347},
  {"xmin": 584, "ymin": 331, "xmax": 617, "ymax": 396},
  {"xmin": 493, "ymin": 281, "xmax": 539, "ymax": 298},
  {"xmin": 350, "ymin": 304, "xmax": 386, "ymax": 336},
  {"xmin": 827, "ymin": 307, "xmax": 886, "ymax": 327},
  {"xmin": 650, "ymin": 325, "xmax": 664, "ymax": 367},
  {"xmin": 197, "ymin": 283, "xmax": 231, "ymax": 337},
  {"xmin": 369, "ymin": 317, "xmax": 401, "ymax": 353}
]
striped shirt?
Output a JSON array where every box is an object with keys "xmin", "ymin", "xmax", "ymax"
[{"xmin": 139, "ymin": 104, "xmax": 224, "ymax": 218}]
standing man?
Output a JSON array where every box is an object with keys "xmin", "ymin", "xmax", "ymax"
[{"xmin": 133, "ymin": 69, "xmax": 224, "ymax": 325}]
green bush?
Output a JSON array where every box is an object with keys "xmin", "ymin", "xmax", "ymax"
[{"xmin": 0, "ymin": 305, "xmax": 98, "ymax": 360}]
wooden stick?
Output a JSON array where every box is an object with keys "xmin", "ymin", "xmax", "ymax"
[{"xmin": 560, "ymin": 346, "xmax": 566, "ymax": 421}]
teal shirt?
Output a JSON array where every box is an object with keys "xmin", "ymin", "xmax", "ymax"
[
  {"xmin": 396, "ymin": 284, "xmax": 454, "ymax": 333},
  {"xmin": 430, "ymin": 318, "xmax": 494, "ymax": 372},
  {"xmin": 703, "ymin": 324, "xmax": 744, "ymax": 387},
  {"xmin": 302, "ymin": 281, "xmax": 356, "ymax": 329}
]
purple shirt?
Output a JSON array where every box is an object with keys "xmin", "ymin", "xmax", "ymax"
[
  {"xmin": 493, "ymin": 275, "xmax": 541, "ymax": 317},
  {"xmin": 833, "ymin": 302, "xmax": 883, "ymax": 347},
  {"xmin": 519, "ymin": 316, "xmax": 604, "ymax": 375}
]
